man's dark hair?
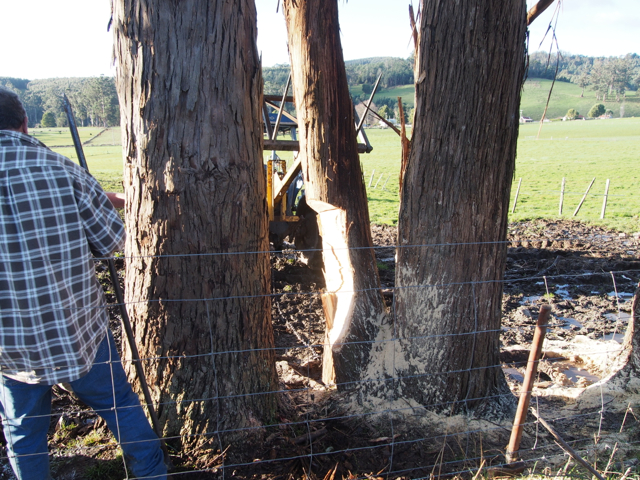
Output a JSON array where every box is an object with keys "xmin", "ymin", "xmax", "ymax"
[{"xmin": 0, "ymin": 87, "xmax": 27, "ymax": 131}]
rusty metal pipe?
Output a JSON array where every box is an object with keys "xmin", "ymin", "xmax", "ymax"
[{"xmin": 505, "ymin": 304, "xmax": 552, "ymax": 463}]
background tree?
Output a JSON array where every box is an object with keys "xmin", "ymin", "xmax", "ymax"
[
  {"xmin": 611, "ymin": 57, "xmax": 633, "ymax": 100},
  {"xmin": 588, "ymin": 103, "xmax": 606, "ymax": 118},
  {"xmin": 390, "ymin": 0, "xmax": 528, "ymax": 413},
  {"xmin": 56, "ymin": 112, "xmax": 68, "ymax": 128},
  {"xmin": 40, "ymin": 111, "xmax": 56, "ymax": 127},
  {"xmin": 112, "ymin": 0, "xmax": 277, "ymax": 453},
  {"xmin": 576, "ymin": 66, "xmax": 590, "ymax": 97},
  {"xmin": 566, "ymin": 108, "xmax": 579, "ymax": 119},
  {"xmin": 590, "ymin": 60, "xmax": 610, "ymax": 101}
]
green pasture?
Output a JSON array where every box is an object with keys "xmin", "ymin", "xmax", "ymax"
[
  {"xmin": 513, "ymin": 118, "xmax": 640, "ymax": 232},
  {"xmin": 32, "ymin": 118, "xmax": 640, "ymax": 233},
  {"xmin": 353, "ymin": 78, "xmax": 639, "ymax": 121},
  {"xmin": 520, "ymin": 78, "xmax": 640, "ymax": 121},
  {"xmin": 375, "ymin": 85, "xmax": 416, "ymax": 108},
  {"xmin": 30, "ymin": 127, "xmax": 124, "ymax": 193},
  {"xmin": 349, "ymin": 84, "xmax": 415, "ymax": 108}
]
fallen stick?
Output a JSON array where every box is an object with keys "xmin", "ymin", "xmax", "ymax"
[{"xmin": 530, "ymin": 407, "xmax": 605, "ymax": 480}]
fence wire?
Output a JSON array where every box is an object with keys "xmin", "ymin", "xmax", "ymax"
[{"xmin": 0, "ymin": 232, "xmax": 638, "ymax": 480}]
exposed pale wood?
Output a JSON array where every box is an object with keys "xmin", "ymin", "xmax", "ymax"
[
  {"xmin": 283, "ymin": 0, "xmax": 386, "ymax": 387},
  {"xmin": 113, "ymin": 0, "xmax": 277, "ymax": 450}
]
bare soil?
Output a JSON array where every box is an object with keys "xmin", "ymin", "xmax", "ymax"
[{"xmin": 1, "ymin": 220, "xmax": 639, "ymax": 479}]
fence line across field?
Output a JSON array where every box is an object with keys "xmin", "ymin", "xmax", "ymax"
[
  {"xmin": 2, "ymin": 237, "xmax": 636, "ymax": 478},
  {"xmin": 362, "ymin": 174, "xmax": 635, "ymax": 223},
  {"xmin": 509, "ymin": 176, "xmax": 635, "ymax": 219}
]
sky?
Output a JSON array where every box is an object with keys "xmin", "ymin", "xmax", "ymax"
[{"xmin": 1, "ymin": 0, "xmax": 639, "ymax": 80}]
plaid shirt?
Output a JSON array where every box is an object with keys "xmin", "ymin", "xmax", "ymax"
[{"xmin": 0, "ymin": 130, "xmax": 125, "ymax": 385}]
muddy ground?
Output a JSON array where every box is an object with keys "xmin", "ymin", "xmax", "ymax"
[{"xmin": 1, "ymin": 219, "xmax": 639, "ymax": 479}]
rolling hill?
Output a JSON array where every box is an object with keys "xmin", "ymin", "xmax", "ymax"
[{"xmin": 363, "ymin": 78, "xmax": 640, "ymax": 120}]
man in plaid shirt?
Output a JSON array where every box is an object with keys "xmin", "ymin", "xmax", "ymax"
[{"xmin": 0, "ymin": 88, "xmax": 167, "ymax": 480}]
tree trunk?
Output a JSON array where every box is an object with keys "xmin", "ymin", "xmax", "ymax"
[
  {"xmin": 393, "ymin": 0, "xmax": 527, "ymax": 413},
  {"xmin": 602, "ymin": 283, "xmax": 640, "ymax": 390},
  {"xmin": 112, "ymin": 0, "xmax": 277, "ymax": 453},
  {"xmin": 282, "ymin": 0, "xmax": 386, "ymax": 387}
]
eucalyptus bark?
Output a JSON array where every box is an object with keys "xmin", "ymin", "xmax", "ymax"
[
  {"xmin": 282, "ymin": 0, "xmax": 386, "ymax": 386},
  {"xmin": 393, "ymin": 0, "xmax": 527, "ymax": 412},
  {"xmin": 112, "ymin": 0, "xmax": 277, "ymax": 452}
]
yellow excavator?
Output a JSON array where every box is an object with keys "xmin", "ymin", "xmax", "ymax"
[{"xmin": 262, "ymin": 74, "xmax": 379, "ymax": 248}]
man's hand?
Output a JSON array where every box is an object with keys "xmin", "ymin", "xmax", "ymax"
[{"xmin": 106, "ymin": 192, "xmax": 125, "ymax": 209}]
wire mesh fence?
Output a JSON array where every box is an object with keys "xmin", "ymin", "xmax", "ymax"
[{"xmin": 0, "ymin": 224, "xmax": 638, "ymax": 480}]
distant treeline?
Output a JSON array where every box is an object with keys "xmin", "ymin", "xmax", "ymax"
[
  {"xmin": 265, "ymin": 52, "xmax": 640, "ymax": 103},
  {"xmin": 0, "ymin": 76, "xmax": 119, "ymax": 128},
  {"xmin": 528, "ymin": 52, "xmax": 640, "ymax": 101},
  {"xmin": 4, "ymin": 52, "xmax": 637, "ymax": 129},
  {"xmin": 263, "ymin": 56, "xmax": 414, "ymax": 98}
]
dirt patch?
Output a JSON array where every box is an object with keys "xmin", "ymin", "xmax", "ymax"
[{"xmin": 1, "ymin": 220, "xmax": 638, "ymax": 479}]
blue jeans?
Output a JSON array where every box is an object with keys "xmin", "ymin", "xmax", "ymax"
[{"xmin": 0, "ymin": 330, "xmax": 167, "ymax": 480}]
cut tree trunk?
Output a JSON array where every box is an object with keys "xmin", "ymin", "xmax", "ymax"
[
  {"xmin": 282, "ymin": 0, "xmax": 386, "ymax": 387},
  {"xmin": 601, "ymin": 283, "xmax": 640, "ymax": 390},
  {"xmin": 112, "ymin": 0, "xmax": 277, "ymax": 453},
  {"xmin": 393, "ymin": 0, "xmax": 527, "ymax": 413}
]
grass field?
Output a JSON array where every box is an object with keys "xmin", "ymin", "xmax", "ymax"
[
  {"xmin": 349, "ymin": 84, "xmax": 415, "ymax": 108},
  {"xmin": 513, "ymin": 118, "xmax": 640, "ymax": 232},
  {"xmin": 32, "ymin": 116, "xmax": 640, "ymax": 233},
  {"xmin": 354, "ymin": 78, "xmax": 640, "ymax": 121},
  {"xmin": 520, "ymin": 78, "xmax": 640, "ymax": 120}
]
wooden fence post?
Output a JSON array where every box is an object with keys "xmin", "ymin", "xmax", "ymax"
[
  {"xmin": 374, "ymin": 173, "xmax": 384, "ymax": 189},
  {"xmin": 559, "ymin": 177, "xmax": 565, "ymax": 215},
  {"xmin": 573, "ymin": 177, "xmax": 595, "ymax": 217},
  {"xmin": 512, "ymin": 178, "xmax": 522, "ymax": 214},
  {"xmin": 381, "ymin": 173, "xmax": 391, "ymax": 191},
  {"xmin": 600, "ymin": 179, "xmax": 610, "ymax": 219}
]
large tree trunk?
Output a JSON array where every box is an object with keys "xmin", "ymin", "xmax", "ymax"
[
  {"xmin": 282, "ymin": 0, "xmax": 386, "ymax": 386},
  {"xmin": 112, "ymin": 0, "xmax": 277, "ymax": 453},
  {"xmin": 393, "ymin": 0, "xmax": 527, "ymax": 413}
]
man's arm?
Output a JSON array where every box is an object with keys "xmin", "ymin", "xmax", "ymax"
[{"xmin": 105, "ymin": 192, "xmax": 125, "ymax": 209}]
